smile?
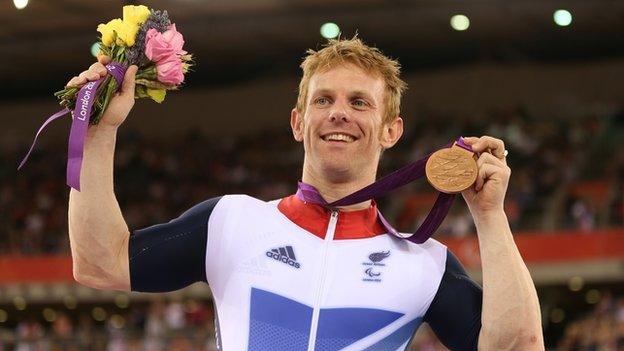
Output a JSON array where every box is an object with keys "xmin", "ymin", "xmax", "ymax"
[{"xmin": 321, "ymin": 133, "xmax": 356, "ymax": 143}]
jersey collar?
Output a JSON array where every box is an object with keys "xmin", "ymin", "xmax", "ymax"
[{"xmin": 277, "ymin": 182, "xmax": 398, "ymax": 239}]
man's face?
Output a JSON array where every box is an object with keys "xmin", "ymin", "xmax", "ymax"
[{"xmin": 291, "ymin": 64, "xmax": 403, "ymax": 182}]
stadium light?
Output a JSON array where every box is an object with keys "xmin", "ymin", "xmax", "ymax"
[
  {"xmin": 13, "ymin": 296, "xmax": 26, "ymax": 310},
  {"xmin": 13, "ymin": 0, "xmax": 28, "ymax": 10},
  {"xmin": 115, "ymin": 294, "xmax": 130, "ymax": 308},
  {"xmin": 567, "ymin": 276, "xmax": 584, "ymax": 291},
  {"xmin": 450, "ymin": 14, "xmax": 470, "ymax": 31},
  {"xmin": 91, "ymin": 42, "xmax": 101, "ymax": 58},
  {"xmin": 92, "ymin": 307, "xmax": 107, "ymax": 321},
  {"xmin": 585, "ymin": 289, "xmax": 601, "ymax": 304},
  {"xmin": 63, "ymin": 295, "xmax": 77, "ymax": 309},
  {"xmin": 320, "ymin": 23, "xmax": 340, "ymax": 39},
  {"xmin": 111, "ymin": 314, "xmax": 126, "ymax": 329},
  {"xmin": 553, "ymin": 9, "xmax": 572, "ymax": 27},
  {"xmin": 43, "ymin": 308, "xmax": 57, "ymax": 322}
]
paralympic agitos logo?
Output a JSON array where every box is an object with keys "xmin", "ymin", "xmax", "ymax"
[{"xmin": 362, "ymin": 250, "xmax": 390, "ymax": 282}]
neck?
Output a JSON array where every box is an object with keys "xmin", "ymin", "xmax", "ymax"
[{"xmin": 301, "ymin": 162, "xmax": 377, "ymax": 211}]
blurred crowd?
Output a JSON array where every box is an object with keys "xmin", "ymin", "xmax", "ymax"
[
  {"xmin": 0, "ymin": 297, "xmax": 448, "ymax": 351},
  {"xmin": 1, "ymin": 103, "xmax": 623, "ymax": 254},
  {"xmin": 1, "ymin": 290, "xmax": 623, "ymax": 350},
  {"xmin": 0, "ymin": 298, "xmax": 216, "ymax": 351},
  {"xmin": 557, "ymin": 293, "xmax": 624, "ymax": 351}
]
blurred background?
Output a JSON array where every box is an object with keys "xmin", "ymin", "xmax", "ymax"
[{"xmin": 1, "ymin": 0, "xmax": 623, "ymax": 350}]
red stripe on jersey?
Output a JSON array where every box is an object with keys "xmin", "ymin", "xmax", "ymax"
[{"xmin": 277, "ymin": 195, "xmax": 386, "ymax": 240}]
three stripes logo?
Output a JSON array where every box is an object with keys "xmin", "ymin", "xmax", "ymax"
[{"xmin": 266, "ymin": 245, "xmax": 301, "ymax": 269}]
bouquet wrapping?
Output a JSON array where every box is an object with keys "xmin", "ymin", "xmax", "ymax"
[{"xmin": 19, "ymin": 5, "xmax": 193, "ymax": 190}]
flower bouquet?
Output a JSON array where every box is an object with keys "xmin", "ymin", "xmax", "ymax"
[
  {"xmin": 19, "ymin": 5, "xmax": 193, "ymax": 190},
  {"xmin": 56, "ymin": 5, "xmax": 193, "ymax": 124}
]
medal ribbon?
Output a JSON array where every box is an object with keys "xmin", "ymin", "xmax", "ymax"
[
  {"xmin": 18, "ymin": 63, "xmax": 126, "ymax": 191},
  {"xmin": 296, "ymin": 137, "xmax": 473, "ymax": 243}
]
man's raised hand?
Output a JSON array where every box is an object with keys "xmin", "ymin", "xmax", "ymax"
[
  {"xmin": 461, "ymin": 136, "xmax": 511, "ymax": 217},
  {"xmin": 66, "ymin": 55, "xmax": 138, "ymax": 129}
]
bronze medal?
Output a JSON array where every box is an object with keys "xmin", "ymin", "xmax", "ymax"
[{"xmin": 426, "ymin": 143, "xmax": 478, "ymax": 194}]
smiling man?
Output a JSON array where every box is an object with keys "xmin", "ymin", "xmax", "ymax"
[
  {"xmin": 292, "ymin": 59, "xmax": 404, "ymax": 204},
  {"xmin": 67, "ymin": 38, "xmax": 543, "ymax": 350}
]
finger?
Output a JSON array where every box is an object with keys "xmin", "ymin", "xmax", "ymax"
[
  {"xmin": 119, "ymin": 65, "xmax": 138, "ymax": 97},
  {"xmin": 477, "ymin": 151, "xmax": 507, "ymax": 168},
  {"xmin": 97, "ymin": 54, "xmax": 111, "ymax": 65},
  {"xmin": 462, "ymin": 136, "xmax": 479, "ymax": 145},
  {"xmin": 89, "ymin": 62, "xmax": 108, "ymax": 77},
  {"xmin": 78, "ymin": 70, "xmax": 101, "ymax": 82},
  {"xmin": 475, "ymin": 162, "xmax": 511, "ymax": 192},
  {"xmin": 66, "ymin": 76, "xmax": 83, "ymax": 88},
  {"xmin": 471, "ymin": 136, "xmax": 506, "ymax": 159},
  {"xmin": 475, "ymin": 163, "xmax": 497, "ymax": 192}
]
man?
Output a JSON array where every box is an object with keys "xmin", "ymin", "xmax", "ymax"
[{"xmin": 67, "ymin": 38, "xmax": 543, "ymax": 350}]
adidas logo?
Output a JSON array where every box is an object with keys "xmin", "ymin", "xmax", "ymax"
[{"xmin": 266, "ymin": 245, "xmax": 301, "ymax": 269}]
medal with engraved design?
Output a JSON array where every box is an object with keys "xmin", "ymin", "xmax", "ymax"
[{"xmin": 426, "ymin": 143, "xmax": 478, "ymax": 194}]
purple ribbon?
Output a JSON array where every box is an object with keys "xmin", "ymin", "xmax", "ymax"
[
  {"xmin": 296, "ymin": 137, "xmax": 473, "ymax": 244},
  {"xmin": 18, "ymin": 63, "xmax": 126, "ymax": 191}
]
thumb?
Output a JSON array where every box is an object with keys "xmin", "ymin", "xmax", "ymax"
[
  {"xmin": 97, "ymin": 54, "xmax": 111, "ymax": 65},
  {"xmin": 462, "ymin": 136, "xmax": 479, "ymax": 145},
  {"xmin": 120, "ymin": 65, "xmax": 138, "ymax": 98}
]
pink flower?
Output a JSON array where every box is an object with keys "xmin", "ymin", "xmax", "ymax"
[
  {"xmin": 145, "ymin": 24, "xmax": 187, "ymax": 63},
  {"xmin": 156, "ymin": 56, "xmax": 184, "ymax": 85}
]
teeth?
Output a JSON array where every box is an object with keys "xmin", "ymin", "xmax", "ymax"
[{"xmin": 324, "ymin": 133, "xmax": 355, "ymax": 142}]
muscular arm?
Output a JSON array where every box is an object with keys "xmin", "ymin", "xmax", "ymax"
[
  {"xmin": 66, "ymin": 57, "xmax": 138, "ymax": 291},
  {"xmin": 68, "ymin": 125, "xmax": 130, "ymax": 291},
  {"xmin": 68, "ymin": 125, "xmax": 219, "ymax": 293},
  {"xmin": 461, "ymin": 136, "xmax": 543, "ymax": 350},
  {"xmin": 475, "ymin": 211, "xmax": 543, "ymax": 350}
]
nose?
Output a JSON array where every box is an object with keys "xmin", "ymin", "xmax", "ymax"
[{"xmin": 328, "ymin": 103, "xmax": 350, "ymax": 123}]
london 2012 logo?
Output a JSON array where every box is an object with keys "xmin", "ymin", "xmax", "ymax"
[{"xmin": 362, "ymin": 250, "xmax": 390, "ymax": 282}]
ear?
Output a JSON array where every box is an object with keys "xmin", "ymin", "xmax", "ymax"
[
  {"xmin": 380, "ymin": 117, "xmax": 403, "ymax": 149},
  {"xmin": 290, "ymin": 108, "xmax": 304, "ymax": 142}
]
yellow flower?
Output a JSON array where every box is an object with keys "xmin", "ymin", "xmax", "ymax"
[
  {"xmin": 97, "ymin": 18, "xmax": 123, "ymax": 47},
  {"xmin": 97, "ymin": 6, "xmax": 150, "ymax": 48},
  {"xmin": 115, "ymin": 20, "xmax": 140, "ymax": 47},
  {"xmin": 146, "ymin": 88, "xmax": 166, "ymax": 103},
  {"xmin": 123, "ymin": 5, "xmax": 151, "ymax": 26}
]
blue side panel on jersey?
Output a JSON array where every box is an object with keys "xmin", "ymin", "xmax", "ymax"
[
  {"xmin": 248, "ymin": 288, "xmax": 312, "ymax": 351},
  {"xmin": 314, "ymin": 308, "xmax": 404, "ymax": 351},
  {"xmin": 362, "ymin": 317, "xmax": 422, "ymax": 351}
]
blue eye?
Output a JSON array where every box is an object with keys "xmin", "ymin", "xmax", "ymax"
[
  {"xmin": 315, "ymin": 97, "xmax": 330, "ymax": 106},
  {"xmin": 352, "ymin": 99, "xmax": 367, "ymax": 108}
]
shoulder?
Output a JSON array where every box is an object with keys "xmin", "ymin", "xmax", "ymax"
[
  {"xmin": 204, "ymin": 195, "xmax": 284, "ymax": 226},
  {"xmin": 218, "ymin": 194, "xmax": 277, "ymax": 205},
  {"xmin": 216, "ymin": 194, "xmax": 281, "ymax": 211},
  {"xmin": 401, "ymin": 235, "xmax": 449, "ymax": 273}
]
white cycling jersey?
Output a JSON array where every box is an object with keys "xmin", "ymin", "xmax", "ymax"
[{"xmin": 129, "ymin": 192, "xmax": 483, "ymax": 351}]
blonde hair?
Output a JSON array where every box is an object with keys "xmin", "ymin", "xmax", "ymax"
[{"xmin": 296, "ymin": 37, "xmax": 407, "ymax": 124}]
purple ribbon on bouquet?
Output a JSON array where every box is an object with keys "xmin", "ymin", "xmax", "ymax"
[
  {"xmin": 296, "ymin": 137, "xmax": 473, "ymax": 243},
  {"xmin": 18, "ymin": 62, "xmax": 126, "ymax": 191}
]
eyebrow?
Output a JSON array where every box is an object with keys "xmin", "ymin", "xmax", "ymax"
[
  {"xmin": 350, "ymin": 90, "xmax": 375, "ymax": 102},
  {"xmin": 311, "ymin": 88, "xmax": 376, "ymax": 103}
]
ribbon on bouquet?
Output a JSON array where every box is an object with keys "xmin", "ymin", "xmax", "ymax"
[
  {"xmin": 296, "ymin": 137, "xmax": 474, "ymax": 243},
  {"xmin": 18, "ymin": 63, "xmax": 127, "ymax": 191}
]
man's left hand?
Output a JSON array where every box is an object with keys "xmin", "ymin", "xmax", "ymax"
[{"xmin": 461, "ymin": 136, "xmax": 511, "ymax": 218}]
